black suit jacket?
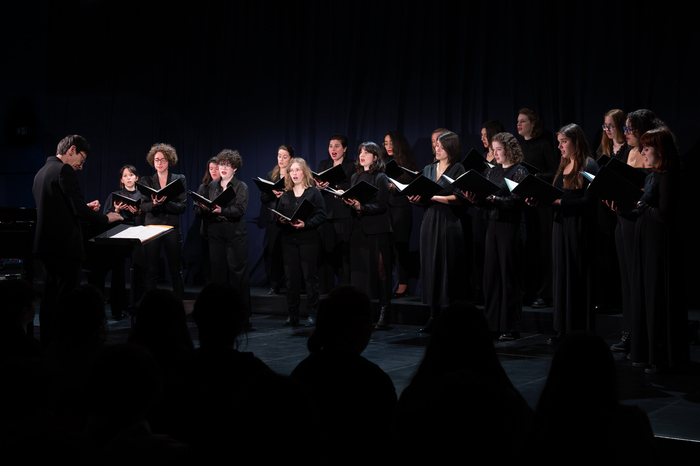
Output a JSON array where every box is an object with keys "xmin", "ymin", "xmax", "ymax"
[
  {"xmin": 141, "ymin": 172, "xmax": 187, "ymax": 227},
  {"xmin": 350, "ymin": 171, "xmax": 392, "ymax": 235},
  {"xmin": 32, "ymin": 156, "xmax": 108, "ymax": 261},
  {"xmin": 317, "ymin": 157, "xmax": 355, "ymax": 219}
]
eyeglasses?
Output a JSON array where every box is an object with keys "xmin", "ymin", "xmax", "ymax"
[
  {"xmin": 154, "ymin": 157, "xmax": 168, "ymax": 164},
  {"xmin": 623, "ymin": 126, "xmax": 636, "ymax": 135},
  {"xmin": 602, "ymin": 124, "xmax": 614, "ymax": 131}
]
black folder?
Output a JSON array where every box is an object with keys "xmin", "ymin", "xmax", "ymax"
[
  {"xmin": 325, "ymin": 181, "xmax": 379, "ymax": 204},
  {"xmin": 508, "ymin": 174, "xmax": 563, "ymax": 205},
  {"xmin": 384, "ymin": 159, "xmax": 421, "ymax": 180},
  {"xmin": 270, "ymin": 198, "xmax": 315, "ymax": 223},
  {"xmin": 585, "ymin": 167, "xmax": 643, "ymax": 214},
  {"xmin": 443, "ymin": 170, "xmax": 500, "ymax": 199},
  {"xmin": 461, "ymin": 148, "xmax": 494, "ymax": 173},
  {"xmin": 253, "ymin": 176, "xmax": 286, "ymax": 194},
  {"xmin": 111, "ymin": 192, "xmax": 141, "ymax": 209},
  {"xmin": 312, "ymin": 164, "xmax": 348, "ymax": 186},
  {"xmin": 387, "ymin": 174, "xmax": 444, "ymax": 199},
  {"xmin": 136, "ymin": 179, "xmax": 185, "ymax": 200},
  {"xmin": 188, "ymin": 186, "xmax": 236, "ymax": 209},
  {"xmin": 605, "ymin": 157, "xmax": 648, "ymax": 189}
]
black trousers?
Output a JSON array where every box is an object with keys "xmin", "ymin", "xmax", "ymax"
[
  {"xmin": 208, "ymin": 221, "xmax": 251, "ymax": 315},
  {"xmin": 144, "ymin": 227, "xmax": 184, "ymax": 299},
  {"xmin": 282, "ymin": 235, "xmax": 320, "ymax": 317}
]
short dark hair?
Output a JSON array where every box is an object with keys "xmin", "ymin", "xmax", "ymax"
[
  {"xmin": 437, "ymin": 131, "xmax": 462, "ymax": 165},
  {"xmin": 215, "ymin": 149, "xmax": 242, "ymax": 170},
  {"xmin": 355, "ymin": 141, "xmax": 385, "ymax": 174},
  {"xmin": 56, "ymin": 134, "xmax": 90, "ymax": 159},
  {"xmin": 329, "ymin": 134, "xmax": 348, "ymax": 148}
]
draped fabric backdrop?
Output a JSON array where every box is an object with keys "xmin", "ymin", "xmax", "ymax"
[{"xmin": 2, "ymin": 0, "xmax": 698, "ymax": 295}]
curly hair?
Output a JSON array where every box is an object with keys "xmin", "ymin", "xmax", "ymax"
[
  {"xmin": 491, "ymin": 132, "xmax": 524, "ymax": 165},
  {"xmin": 355, "ymin": 141, "xmax": 385, "ymax": 174},
  {"xmin": 627, "ymin": 109, "xmax": 665, "ymax": 137},
  {"xmin": 555, "ymin": 124, "xmax": 593, "ymax": 190},
  {"xmin": 284, "ymin": 157, "xmax": 315, "ymax": 190},
  {"xmin": 437, "ymin": 131, "xmax": 462, "ymax": 165},
  {"xmin": 640, "ymin": 127, "xmax": 679, "ymax": 173},
  {"xmin": 146, "ymin": 143, "xmax": 178, "ymax": 167},
  {"xmin": 598, "ymin": 109, "xmax": 627, "ymax": 156},
  {"xmin": 518, "ymin": 108, "xmax": 544, "ymax": 139},
  {"xmin": 215, "ymin": 149, "xmax": 242, "ymax": 170}
]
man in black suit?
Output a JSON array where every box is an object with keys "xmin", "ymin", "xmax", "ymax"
[{"xmin": 32, "ymin": 134, "xmax": 122, "ymax": 345}]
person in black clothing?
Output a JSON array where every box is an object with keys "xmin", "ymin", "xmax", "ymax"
[
  {"xmin": 194, "ymin": 149, "xmax": 252, "ymax": 320},
  {"xmin": 260, "ymin": 145, "xmax": 293, "ymax": 295},
  {"xmin": 517, "ymin": 108, "xmax": 557, "ymax": 309},
  {"xmin": 193, "ymin": 157, "xmax": 220, "ymax": 283},
  {"xmin": 315, "ymin": 134, "xmax": 355, "ymax": 292},
  {"xmin": 276, "ymin": 158, "xmax": 326, "ymax": 327},
  {"xmin": 141, "ymin": 143, "xmax": 187, "ymax": 299},
  {"xmin": 465, "ymin": 132, "xmax": 528, "ymax": 340},
  {"xmin": 527, "ymin": 124, "xmax": 599, "ymax": 345},
  {"xmin": 343, "ymin": 141, "xmax": 393, "ymax": 329},
  {"xmin": 383, "ymin": 131, "xmax": 418, "ymax": 298}
]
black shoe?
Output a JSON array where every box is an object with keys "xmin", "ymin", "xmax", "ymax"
[
  {"xmin": 632, "ymin": 361, "xmax": 648, "ymax": 368},
  {"xmin": 267, "ymin": 287, "xmax": 280, "ymax": 295},
  {"xmin": 375, "ymin": 305, "xmax": 391, "ymax": 330},
  {"xmin": 282, "ymin": 316, "xmax": 299, "ymax": 327},
  {"xmin": 610, "ymin": 332, "xmax": 629, "ymax": 352},
  {"xmin": 306, "ymin": 316, "xmax": 316, "ymax": 326},
  {"xmin": 532, "ymin": 298, "xmax": 548, "ymax": 309},
  {"xmin": 645, "ymin": 365, "xmax": 666, "ymax": 374},
  {"xmin": 499, "ymin": 332, "xmax": 520, "ymax": 341},
  {"xmin": 393, "ymin": 289, "xmax": 409, "ymax": 298},
  {"xmin": 547, "ymin": 332, "xmax": 563, "ymax": 346},
  {"xmin": 420, "ymin": 317, "xmax": 435, "ymax": 334}
]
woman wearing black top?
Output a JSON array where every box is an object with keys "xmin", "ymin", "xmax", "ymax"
[
  {"xmin": 408, "ymin": 131, "xmax": 467, "ymax": 333},
  {"xmin": 383, "ymin": 131, "xmax": 417, "ymax": 298},
  {"xmin": 260, "ymin": 145, "xmax": 293, "ymax": 295},
  {"xmin": 194, "ymin": 157, "xmax": 220, "ymax": 282},
  {"xmin": 194, "ymin": 149, "xmax": 251, "ymax": 319},
  {"xmin": 141, "ymin": 143, "xmax": 187, "ymax": 299},
  {"xmin": 517, "ymin": 108, "xmax": 557, "ymax": 309},
  {"xmin": 343, "ymin": 142, "xmax": 393, "ymax": 329},
  {"xmin": 276, "ymin": 158, "xmax": 326, "ymax": 327},
  {"xmin": 99, "ymin": 165, "xmax": 144, "ymax": 317},
  {"xmin": 316, "ymin": 134, "xmax": 355, "ymax": 293},
  {"xmin": 466, "ymin": 132, "xmax": 528, "ymax": 340},
  {"xmin": 528, "ymin": 124, "xmax": 599, "ymax": 345},
  {"xmin": 628, "ymin": 127, "xmax": 688, "ymax": 373}
]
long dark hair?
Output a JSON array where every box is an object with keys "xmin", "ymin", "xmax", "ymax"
[
  {"xmin": 554, "ymin": 124, "xmax": 593, "ymax": 190},
  {"xmin": 384, "ymin": 131, "xmax": 418, "ymax": 171},
  {"xmin": 355, "ymin": 141, "xmax": 385, "ymax": 174}
]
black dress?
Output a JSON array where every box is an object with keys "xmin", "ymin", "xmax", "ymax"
[
  {"xmin": 520, "ymin": 136, "xmax": 558, "ymax": 306},
  {"xmin": 277, "ymin": 187, "xmax": 326, "ymax": 318},
  {"xmin": 386, "ymin": 156, "xmax": 414, "ymax": 287},
  {"xmin": 629, "ymin": 170, "xmax": 688, "ymax": 368},
  {"xmin": 419, "ymin": 162, "xmax": 467, "ymax": 307},
  {"xmin": 348, "ymin": 170, "xmax": 392, "ymax": 306},
  {"xmin": 551, "ymin": 159, "xmax": 599, "ymax": 334},
  {"xmin": 194, "ymin": 177, "xmax": 251, "ymax": 315},
  {"xmin": 482, "ymin": 164, "xmax": 529, "ymax": 334}
]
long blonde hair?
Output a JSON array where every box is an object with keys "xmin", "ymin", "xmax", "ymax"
[{"xmin": 284, "ymin": 157, "xmax": 314, "ymax": 191}]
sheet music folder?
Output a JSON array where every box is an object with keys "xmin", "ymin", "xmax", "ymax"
[{"xmin": 90, "ymin": 224, "xmax": 173, "ymax": 246}]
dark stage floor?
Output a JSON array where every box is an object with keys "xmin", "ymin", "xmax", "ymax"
[{"xmin": 34, "ymin": 284, "xmax": 700, "ymax": 458}]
